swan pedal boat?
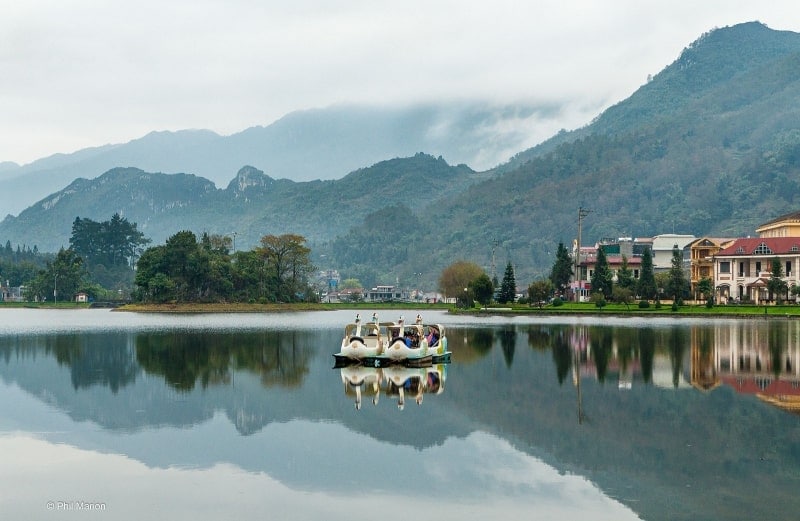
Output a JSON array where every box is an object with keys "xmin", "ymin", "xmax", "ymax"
[
  {"xmin": 336, "ymin": 321, "xmax": 383, "ymax": 364},
  {"xmin": 334, "ymin": 320, "xmax": 450, "ymax": 368}
]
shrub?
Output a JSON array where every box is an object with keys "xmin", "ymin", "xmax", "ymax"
[
  {"xmin": 552, "ymin": 297, "xmax": 563, "ymax": 307},
  {"xmin": 671, "ymin": 302, "xmax": 678, "ymax": 312},
  {"xmin": 638, "ymin": 300, "xmax": 650, "ymax": 309},
  {"xmin": 590, "ymin": 293, "xmax": 606, "ymax": 308}
]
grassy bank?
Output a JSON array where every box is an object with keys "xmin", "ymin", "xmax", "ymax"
[
  {"xmin": 4, "ymin": 300, "xmax": 798, "ymax": 318},
  {"xmin": 460, "ymin": 301, "xmax": 800, "ymax": 318},
  {"xmin": 116, "ymin": 301, "xmax": 452, "ymax": 313},
  {"xmin": 0, "ymin": 302, "xmax": 93, "ymax": 309}
]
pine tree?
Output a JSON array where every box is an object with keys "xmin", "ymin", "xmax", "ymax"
[
  {"xmin": 637, "ymin": 248, "xmax": 656, "ymax": 300},
  {"xmin": 666, "ymin": 244, "xmax": 687, "ymax": 303},
  {"xmin": 498, "ymin": 261, "xmax": 517, "ymax": 304},
  {"xmin": 549, "ymin": 242, "xmax": 573, "ymax": 295},
  {"xmin": 617, "ymin": 254, "xmax": 634, "ymax": 289},
  {"xmin": 590, "ymin": 247, "xmax": 613, "ymax": 298}
]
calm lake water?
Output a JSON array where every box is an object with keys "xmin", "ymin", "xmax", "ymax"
[{"xmin": 1, "ymin": 308, "xmax": 799, "ymax": 520}]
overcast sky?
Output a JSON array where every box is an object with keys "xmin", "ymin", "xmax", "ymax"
[{"xmin": 2, "ymin": 1, "xmax": 800, "ymax": 166}]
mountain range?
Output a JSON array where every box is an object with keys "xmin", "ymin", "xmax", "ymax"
[
  {"xmin": 2, "ymin": 21, "xmax": 800, "ymax": 289},
  {"xmin": 0, "ymin": 103, "xmax": 555, "ymax": 217}
]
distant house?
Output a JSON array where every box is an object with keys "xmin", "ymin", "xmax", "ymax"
[
  {"xmin": 75, "ymin": 292, "xmax": 89, "ymax": 303},
  {"xmin": 572, "ymin": 237, "xmax": 648, "ymax": 302},
  {"xmin": 365, "ymin": 285, "xmax": 409, "ymax": 302},
  {"xmin": 649, "ymin": 234, "xmax": 697, "ymax": 271},
  {"xmin": 1, "ymin": 283, "xmax": 25, "ymax": 302}
]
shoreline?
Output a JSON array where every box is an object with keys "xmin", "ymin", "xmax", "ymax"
[{"xmin": 4, "ymin": 301, "xmax": 798, "ymax": 319}]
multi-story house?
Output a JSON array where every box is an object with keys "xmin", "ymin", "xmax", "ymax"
[
  {"xmin": 711, "ymin": 210, "xmax": 800, "ymax": 304},
  {"xmin": 712, "ymin": 237, "xmax": 800, "ymax": 303},
  {"xmin": 650, "ymin": 234, "xmax": 697, "ymax": 272},
  {"xmin": 688, "ymin": 237, "xmax": 735, "ymax": 298}
]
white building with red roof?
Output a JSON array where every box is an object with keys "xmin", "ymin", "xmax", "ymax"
[{"xmin": 713, "ymin": 237, "xmax": 800, "ymax": 303}]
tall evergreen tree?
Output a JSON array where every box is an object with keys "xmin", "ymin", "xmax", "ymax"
[
  {"xmin": 590, "ymin": 247, "xmax": 613, "ymax": 298},
  {"xmin": 637, "ymin": 247, "xmax": 657, "ymax": 300},
  {"xmin": 498, "ymin": 261, "xmax": 517, "ymax": 304},
  {"xmin": 767, "ymin": 257, "xmax": 788, "ymax": 302},
  {"xmin": 666, "ymin": 244, "xmax": 687, "ymax": 302},
  {"xmin": 617, "ymin": 254, "xmax": 634, "ymax": 290},
  {"xmin": 549, "ymin": 242, "xmax": 573, "ymax": 295}
]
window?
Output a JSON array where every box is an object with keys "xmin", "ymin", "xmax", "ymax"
[
  {"xmin": 756, "ymin": 261, "xmax": 762, "ymax": 274},
  {"xmin": 633, "ymin": 269, "xmax": 640, "ymax": 279},
  {"xmin": 720, "ymin": 261, "xmax": 731, "ymax": 274},
  {"xmin": 739, "ymin": 262, "xmax": 745, "ymax": 277},
  {"xmin": 787, "ymin": 261, "xmax": 792, "ymax": 277},
  {"xmin": 792, "ymin": 246, "xmax": 799, "ymax": 252},
  {"xmin": 754, "ymin": 243, "xmax": 772, "ymax": 255}
]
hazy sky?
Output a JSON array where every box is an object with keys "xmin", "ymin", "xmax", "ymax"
[{"xmin": 2, "ymin": 1, "xmax": 800, "ymax": 166}]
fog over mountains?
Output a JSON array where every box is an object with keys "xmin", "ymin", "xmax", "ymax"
[{"xmin": 0, "ymin": 102, "xmax": 567, "ymax": 217}]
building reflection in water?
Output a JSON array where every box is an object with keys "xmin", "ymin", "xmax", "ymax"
[
  {"xmin": 565, "ymin": 321, "xmax": 800, "ymax": 415},
  {"xmin": 695, "ymin": 320, "xmax": 800, "ymax": 413}
]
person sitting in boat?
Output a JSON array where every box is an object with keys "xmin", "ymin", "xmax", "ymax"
[
  {"xmin": 426, "ymin": 327, "xmax": 439, "ymax": 347},
  {"xmin": 415, "ymin": 314, "xmax": 422, "ymax": 324},
  {"xmin": 404, "ymin": 331, "xmax": 413, "ymax": 347},
  {"xmin": 371, "ymin": 312, "xmax": 378, "ymax": 323}
]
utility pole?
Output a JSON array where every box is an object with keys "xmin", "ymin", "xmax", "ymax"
[
  {"xmin": 491, "ymin": 238, "xmax": 499, "ymax": 283},
  {"xmin": 575, "ymin": 207, "xmax": 590, "ymax": 302}
]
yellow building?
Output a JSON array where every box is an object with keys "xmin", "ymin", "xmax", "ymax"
[
  {"xmin": 688, "ymin": 237, "xmax": 734, "ymax": 299},
  {"xmin": 756, "ymin": 210, "xmax": 800, "ymax": 238}
]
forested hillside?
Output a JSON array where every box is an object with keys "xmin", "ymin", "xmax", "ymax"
[{"xmin": 0, "ymin": 154, "xmax": 480, "ymax": 263}]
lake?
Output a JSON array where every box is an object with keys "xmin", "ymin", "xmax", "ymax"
[{"xmin": 1, "ymin": 308, "xmax": 798, "ymax": 520}]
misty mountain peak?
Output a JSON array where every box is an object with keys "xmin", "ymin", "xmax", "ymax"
[{"xmin": 228, "ymin": 165, "xmax": 275, "ymax": 194}]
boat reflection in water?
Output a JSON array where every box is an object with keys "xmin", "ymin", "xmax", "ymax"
[{"xmin": 340, "ymin": 363, "xmax": 447, "ymax": 410}]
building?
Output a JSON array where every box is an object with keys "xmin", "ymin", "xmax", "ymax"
[
  {"xmin": 756, "ymin": 210, "xmax": 800, "ymax": 238},
  {"xmin": 365, "ymin": 285, "xmax": 409, "ymax": 302},
  {"xmin": 712, "ymin": 237, "xmax": 800, "ymax": 303},
  {"xmin": 0, "ymin": 282, "xmax": 25, "ymax": 302},
  {"xmin": 688, "ymin": 237, "xmax": 735, "ymax": 298},
  {"xmin": 650, "ymin": 234, "xmax": 697, "ymax": 271},
  {"xmin": 571, "ymin": 237, "xmax": 648, "ymax": 301}
]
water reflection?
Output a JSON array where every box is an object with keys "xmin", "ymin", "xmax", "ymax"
[
  {"xmin": 135, "ymin": 331, "xmax": 314, "ymax": 391},
  {"xmin": 2, "ymin": 313, "xmax": 800, "ymax": 521},
  {"xmin": 4, "ymin": 320, "xmax": 800, "ymax": 418},
  {"xmin": 340, "ymin": 364, "xmax": 447, "ymax": 410}
]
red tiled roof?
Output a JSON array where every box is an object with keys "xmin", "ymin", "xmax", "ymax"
[{"xmin": 716, "ymin": 237, "xmax": 800, "ymax": 256}]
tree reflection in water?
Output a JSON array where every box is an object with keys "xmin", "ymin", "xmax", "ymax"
[{"xmin": 135, "ymin": 331, "xmax": 314, "ymax": 391}]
